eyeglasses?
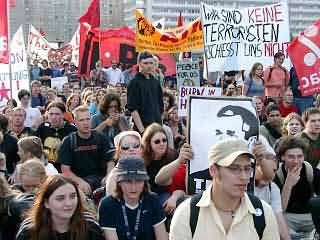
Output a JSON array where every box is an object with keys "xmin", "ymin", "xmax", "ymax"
[
  {"xmin": 225, "ymin": 164, "xmax": 253, "ymax": 176},
  {"xmin": 153, "ymin": 138, "xmax": 167, "ymax": 144},
  {"xmin": 121, "ymin": 143, "xmax": 140, "ymax": 151}
]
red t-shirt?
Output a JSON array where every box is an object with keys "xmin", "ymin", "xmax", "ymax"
[
  {"xmin": 279, "ymin": 102, "xmax": 298, "ymax": 117},
  {"xmin": 166, "ymin": 164, "xmax": 186, "ymax": 193}
]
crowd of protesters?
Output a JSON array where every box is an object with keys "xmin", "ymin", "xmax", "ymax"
[{"xmin": 0, "ymin": 50, "xmax": 320, "ymax": 240}]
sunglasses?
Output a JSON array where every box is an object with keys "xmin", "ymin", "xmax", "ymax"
[
  {"xmin": 153, "ymin": 138, "xmax": 167, "ymax": 144},
  {"xmin": 121, "ymin": 143, "xmax": 140, "ymax": 151}
]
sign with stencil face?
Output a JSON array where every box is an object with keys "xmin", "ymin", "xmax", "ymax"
[{"xmin": 288, "ymin": 20, "xmax": 320, "ymax": 96}]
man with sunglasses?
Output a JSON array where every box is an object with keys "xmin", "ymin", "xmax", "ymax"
[
  {"xmin": 58, "ymin": 105, "xmax": 114, "ymax": 195},
  {"xmin": 127, "ymin": 51, "xmax": 164, "ymax": 134},
  {"xmin": 170, "ymin": 138, "xmax": 279, "ymax": 240}
]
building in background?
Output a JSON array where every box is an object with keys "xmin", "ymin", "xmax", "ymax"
[
  {"xmin": 9, "ymin": 0, "xmax": 123, "ymax": 45},
  {"xmin": 124, "ymin": 0, "xmax": 320, "ymax": 38},
  {"xmin": 8, "ymin": 0, "xmax": 320, "ymax": 44}
]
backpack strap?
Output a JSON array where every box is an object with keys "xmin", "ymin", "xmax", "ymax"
[
  {"xmin": 247, "ymin": 194, "xmax": 266, "ymax": 240},
  {"xmin": 304, "ymin": 161, "xmax": 314, "ymax": 195},
  {"xmin": 69, "ymin": 132, "xmax": 77, "ymax": 151},
  {"xmin": 189, "ymin": 192, "xmax": 203, "ymax": 238},
  {"xmin": 276, "ymin": 162, "xmax": 285, "ymax": 186}
]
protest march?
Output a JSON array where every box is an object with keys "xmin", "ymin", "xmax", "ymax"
[{"xmin": 1, "ymin": 0, "xmax": 320, "ymax": 239}]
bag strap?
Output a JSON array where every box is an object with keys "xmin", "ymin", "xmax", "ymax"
[
  {"xmin": 248, "ymin": 194, "xmax": 266, "ymax": 240},
  {"xmin": 189, "ymin": 192, "xmax": 203, "ymax": 238},
  {"xmin": 69, "ymin": 132, "xmax": 77, "ymax": 151},
  {"xmin": 304, "ymin": 161, "xmax": 314, "ymax": 195},
  {"xmin": 276, "ymin": 162, "xmax": 285, "ymax": 186},
  {"xmin": 247, "ymin": 76, "xmax": 254, "ymax": 94}
]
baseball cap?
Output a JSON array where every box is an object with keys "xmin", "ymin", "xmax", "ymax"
[
  {"xmin": 114, "ymin": 131, "xmax": 142, "ymax": 147},
  {"xmin": 208, "ymin": 139, "xmax": 255, "ymax": 167},
  {"xmin": 116, "ymin": 157, "xmax": 149, "ymax": 182}
]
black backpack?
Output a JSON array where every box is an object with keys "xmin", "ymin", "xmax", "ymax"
[{"xmin": 189, "ymin": 192, "xmax": 266, "ymax": 239}]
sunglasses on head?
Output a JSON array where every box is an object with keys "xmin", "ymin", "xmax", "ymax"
[
  {"xmin": 121, "ymin": 143, "xmax": 140, "ymax": 151},
  {"xmin": 153, "ymin": 138, "xmax": 167, "ymax": 144}
]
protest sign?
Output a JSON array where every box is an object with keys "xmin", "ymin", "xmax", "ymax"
[
  {"xmin": 288, "ymin": 20, "xmax": 320, "ymax": 96},
  {"xmin": 176, "ymin": 61, "xmax": 200, "ymax": 89},
  {"xmin": 28, "ymin": 25, "xmax": 80, "ymax": 66},
  {"xmin": 187, "ymin": 96, "xmax": 259, "ymax": 194},
  {"xmin": 200, "ymin": 2, "xmax": 290, "ymax": 71},
  {"xmin": 135, "ymin": 10, "xmax": 203, "ymax": 53},
  {"xmin": 0, "ymin": 26, "xmax": 29, "ymax": 108},
  {"xmin": 178, "ymin": 86, "xmax": 221, "ymax": 117},
  {"xmin": 51, "ymin": 76, "xmax": 68, "ymax": 91}
]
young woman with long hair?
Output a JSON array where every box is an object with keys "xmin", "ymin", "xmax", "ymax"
[
  {"xmin": 243, "ymin": 62, "xmax": 265, "ymax": 97},
  {"xmin": 16, "ymin": 174, "xmax": 105, "ymax": 240}
]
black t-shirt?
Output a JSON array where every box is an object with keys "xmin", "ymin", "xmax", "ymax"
[
  {"xmin": 147, "ymin": 160, "xmax": 168, "ymax": 194},
  {"xmin": 10, "ymin": 127, "xmax": 36, "ymax": 139},
  {"xmin": 57, "ymin": 131, "xmax": 113, "ymax": 178},
  {"xmin": 98, "ymin": 194, "xmax": 166, "ymax": 240},
  {"xmin": 0, "ymin": 133, "xmax": 19, "ymax": 174},
  {"xmin": 127, "ymin": 72, "xmax": 163, "ymax": 127},
  {"xmin": 274, "ymin": 162, "xmax": 320, "ymax": 213},
  {"xmin": 39, "ymin": 68, "xmax": 53, "ymax": 87},
  {"xmin": 16, "ymin": 214, "xmax": 105, "ymax": 240},
  {"xmin": 36, "ymin": 122, "xmax": 77, "ymax": 163}
]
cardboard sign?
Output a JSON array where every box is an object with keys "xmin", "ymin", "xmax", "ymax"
[
  {"xmin": 176, "ymin": 61, "xmax": 200, "ymax": 89},
  {"xmin": 187, "ymin": 96, "xmax": 259, "ymax": 194},
  {"xmin": 201, "ymin": 2, "xmax": 290, "ymax": 71},
  {"xmin": 178, "ymin": 86, "xmax": 222, "ymax": 117}
]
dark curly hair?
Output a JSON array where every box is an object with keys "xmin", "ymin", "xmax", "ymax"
[{"xmin": 99, "ymin": 93, "xmax": 121, "ymax": 115}]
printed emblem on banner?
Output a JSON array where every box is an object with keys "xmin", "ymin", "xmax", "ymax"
[{"xmin": 137, "ymin": 17, "xmax": 156, "ymax": 36}]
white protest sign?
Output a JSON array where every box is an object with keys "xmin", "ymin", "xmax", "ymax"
[
  {"xmin": 187, "ymin": 97, "xmax": 259, "ymax": 194},
  {"xmin": 178, "ymin": 86, "xmax": 222, "ymax": 117},
  {"xmin": 200, "ymin": 2, "xmax": 290, "ymax": 71},
  {"xmin": 28, "ymin": 25, "xmax": 53, "ymax": 63},
  {"xmin": 51, "ymin": 76, "xmax": 68, "ymax": 91},
  {"xmin": 0, "ymin": 26, "xmax": 30, "ymax": 108},
  {"xmin": 176, "ymin": 61, "xmax": 200, "ymax": 89}
]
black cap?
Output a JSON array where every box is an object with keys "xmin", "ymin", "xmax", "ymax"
[{"xmin": 116, "ymin": 157, "xmax": 149, "ymax": 182}]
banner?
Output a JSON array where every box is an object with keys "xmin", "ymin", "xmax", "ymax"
[
  {"xmin": 178, "ymin": 86, "xmax": 221, "ymax": 116},
  {"xmin": 28, "ymin": 25, "xmax": 53, "ymax": 63},
  {"xmin": 188, "ymin": 96, "xmax": 259, "ymax": 194},
  {"xmin": 288, "ymin": 20, "xmax": 320, "ymax": 96},
  {"xmin": 201, "ymin": 2, "xmax": 290, "ymax": 71},
  {"xmin": 28, "ymin": 25, "xmax": 80, "ymax": 66},
  {"xmin": 0, "ymin": 0, "xmax": 9, "ymax": 64},
  {"xmin": 0, "ymin": 26, "xmax": 30, "ymax": 108},
  {"xmin": 135, "ymin": 10, "xmax": 203, "ymax": 53},
  {"xmin": 176, "ymin": 61, "xmax": 200, "ymax": 89}
]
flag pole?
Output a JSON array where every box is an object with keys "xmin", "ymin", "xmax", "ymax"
[{"xmin": 7, "ymin": 0, "xmax": 12, "ymax": 99}]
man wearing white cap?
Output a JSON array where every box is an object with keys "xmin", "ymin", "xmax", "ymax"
[{"xmin": 170, "ymin": 138, "xmax": 280, "ymax": 240}]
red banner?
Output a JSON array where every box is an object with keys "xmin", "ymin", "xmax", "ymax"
[
  {"xmin": 79, "ymin": 26, "xmax": 177, "ymax": 76},
  {"xmin": 288, "ymin": 20, "xmax": 320, "ymax": 96},
  {"xmin": 0, "ymin": 0, "xmax": 9, "ymax": 64}
]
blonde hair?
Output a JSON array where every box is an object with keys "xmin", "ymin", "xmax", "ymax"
[
  {"xmin": 19, "ymin": 159, "xmax": 47, "ymax": 182},
  {"xmin": 72, "ymin": 105, "xmax": 89, "ymax": 120}
]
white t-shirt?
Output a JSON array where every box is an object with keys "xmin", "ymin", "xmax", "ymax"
[
  {"xmin": 24, "ymin": 106, "xmax": 41, "ymax": 128},
  {"xmin": 45, "ymin": 163, "xmax": 59, "ymax": 176},
  {"xmin": 104, "ymin": 67, "xmax": 122, "ymax": 86},
  {"xmin": 255, "ymin": 182, "xmax": 282, "ymax": 213}
]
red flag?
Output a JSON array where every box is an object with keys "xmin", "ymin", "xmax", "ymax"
[
  {"xmin": 177, "ymin": 11, "xmax": 184, "ymax": 27},
  {"xmin": 0, "ymin": 0, "xmax": 9, "ymax": 64},
  {"xmin": 288, "ymin": 20, "xmax": 320, "ymax": 96},
  {"xmin": 79, "ymin": 0, "xmax": 100, "ymax": 28}
]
